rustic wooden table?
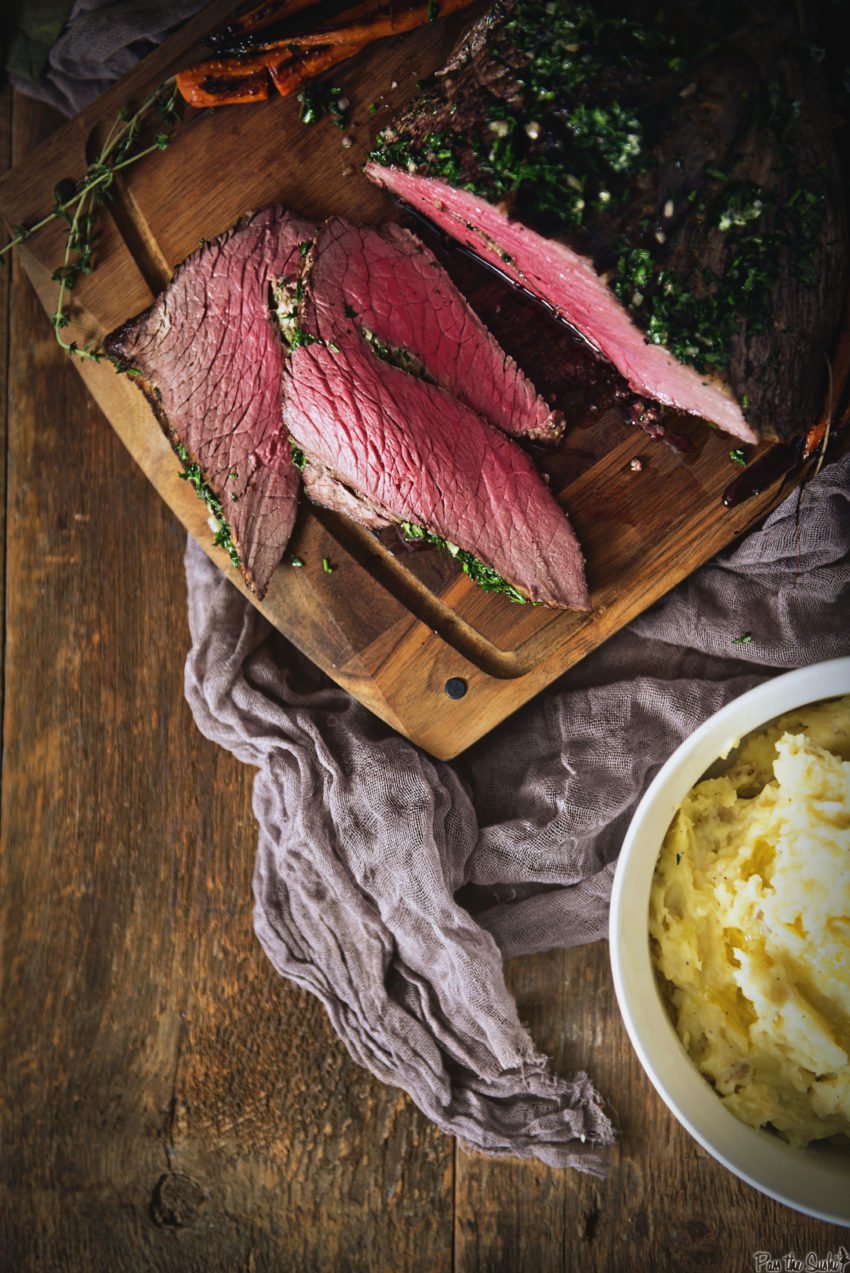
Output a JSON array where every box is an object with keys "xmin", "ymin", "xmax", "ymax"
[{"xmin": 2, "ymin": 85, "xmax": 849, "ymax": 1273}]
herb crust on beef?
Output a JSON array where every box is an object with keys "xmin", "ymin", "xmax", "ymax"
[{"xmin": 367, "ymin": 0, "xmax": 848, "ymax": 442}]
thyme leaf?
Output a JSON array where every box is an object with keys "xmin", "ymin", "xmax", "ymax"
[{"xmin": 1, "ymin": 82, "xmax": 180, "ymax": 363}]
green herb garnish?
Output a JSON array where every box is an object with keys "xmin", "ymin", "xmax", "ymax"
[
  {"xmin": 174, "ymin": 442, "xmax": 240, "ymax": 567},
  {"xmin": 289, "ymin": 327, "xmax": 320, "ymax": 349},
  {"xmin": 400, "ymin": 522, "xmax": 532, "ymax": 603},
  {"xmin": 732, "ymin": 631, "xmax": 753, "ymax": 645},
  {"xmin": 298, "ymin": 84, "xmax": 347, "ymax": 127},
  {"xmin": 729, "ymin": 448, "xmax": 747, "ymax": 466},
  {"xmin": 362, "ymin": 328, "xmax": 428, "ymax": 378},
  {"xmin": 2, "ymin": 83, "xmax": 179, "ymax": 363},
  {"xmin": 370, "ymin": 0, "xmax": 828, "ymax": 378}
]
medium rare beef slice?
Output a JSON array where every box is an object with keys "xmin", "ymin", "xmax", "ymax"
[
  {"xmin": 300, "ymin": 458, "xmax": 393, "ymax": 529},
  {"xmin": 106, "ymin": 206, "xmax": 314, "ymax": 597},
  {"xmin": 303, "ymin": 217, "xmax": 564, "ymax": 441},
  {"xmin": 366, "ymin": 0, "xmax": 847, "ymax": 443},
  {"xmin": 281, "ymin": 232, "xmax": 589, "ymax": 610}
]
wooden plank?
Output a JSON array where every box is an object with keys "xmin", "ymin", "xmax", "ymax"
[
  {"xmin": 453, "ymin": 943, "xmax": 850, "ymax": 1272},
  {"xmin": 0, "ymin": 0, "xmax": 825, "ymax": 758},
  {"xmin": 0, "ymin": 83, "xmax": 10, "ymax": 738},
  {"xmin": 0, "ymin": 92, "xmax": 454, "ymax": 1272}
]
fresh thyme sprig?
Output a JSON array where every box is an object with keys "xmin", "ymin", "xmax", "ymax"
[{"xmin": 1, "ymin": 81, "xmax": 179, "ymax": 362}]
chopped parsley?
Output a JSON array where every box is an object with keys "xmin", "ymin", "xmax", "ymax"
[
  {"xmin": 298, "ymin": 83, "xmax": 347, "ymax": 128},
  {"xmin": 732, "ymin": 631, "xmax": 753, "ymax": 645},
  {"xmin": 288, "ymin": 327, "xmax": 320, "ymax": 350},
  {"xmin": 729, "ymin": 448, "xmax": 747, "ymax": 466},
  {"xmin": 272, "ymin": 277, "xmax": 335, "ymax": 354},
  {"xmin": 362, "ymin": 328, "xmax": 429, "ymax": 378},
  {"xmin": 370, "ymin": 0, "xmax": 828, "ymax": 379},
  {"xmin": 174, "ymin": 442, "xmax": 240, "ymax": 567},
  {"xmin": 400, "ymin": 521, "xmax": 533, "ymax": 604}
]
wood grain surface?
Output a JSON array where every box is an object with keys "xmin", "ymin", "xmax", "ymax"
[
  {"xmin": 0, "ymin": 0, "xmax": 822, "ymax": 758},
  {"xmin": 2, "ymin": 76, "xmax": 849, "ymax": 1273}
]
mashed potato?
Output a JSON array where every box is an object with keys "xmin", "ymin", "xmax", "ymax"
[{"xmin": 649, "ymin": 694, "xmax": 850, "ymax": 1147}]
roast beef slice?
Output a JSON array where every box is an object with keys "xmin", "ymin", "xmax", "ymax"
[
  {"xmin": 281, "ymin": 224, "xmax": 590, "ymax": 610},
  {"xmin": 107, "ymin": 205, "xmax": 314, "ymax": 596}
]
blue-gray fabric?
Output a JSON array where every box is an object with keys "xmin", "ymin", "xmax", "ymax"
[{"xmin": 183, "ymin": 456, "xmax": 849, "ymax": 1170}]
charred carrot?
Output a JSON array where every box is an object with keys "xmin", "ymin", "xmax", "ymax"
[
  {"xmin": 207, "ymin": 0, "xmax": 321, "ymax": 47},
  {"xmin": 176, "ymin": 51, "xmax": 284, "ymax": 107},
  {"xmin": 176, "ymin": 40, "xmax": 370, "ymax": 107},
  {"xmin": 177, "ymin": 0, "xmax": 476, "ymax": 107},
  {"xmin": 268, "ymin": 42, "xmax": 363, "ymax": 96}
]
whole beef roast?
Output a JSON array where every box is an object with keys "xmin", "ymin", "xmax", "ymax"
[
  {"xmin": 282, "ymin": 219, "xmax": 590, "ymax": 610},
  {"xmin": 366, "ymin": 0, "xmax": 848, "ymax": 443},
  {"xmin": 107, "ymin": 205, "xmax": 313, "ymax": 597}
]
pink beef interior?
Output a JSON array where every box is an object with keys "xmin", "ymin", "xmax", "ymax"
[
  {"xmin": 109, "ymin": 206, "xmax": 313, "ymax": 596},
  {"xmin": 365, "ymin": 166, "xmax": 757, "ymax": 445},
  {"xmin": 284, "ymin": 338, "xmax": 590, "ymax": 610},
  {"xmin": 312, "ymin": 217, "xmax": 563, "ymax": 441}
]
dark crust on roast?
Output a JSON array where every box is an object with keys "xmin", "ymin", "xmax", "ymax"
[{"xmin": 371, "ymin": 0, "xmax": 848, "ymax": 441}]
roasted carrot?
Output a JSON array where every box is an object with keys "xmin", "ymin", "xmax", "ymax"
[
  {"xmin": 268, "ymin": 41, "xmax": 363, "ymax": 95},
  {"xmin": 177, "ymin": 0, "xmax": 476, "ymax": 107},
  {"xmin": 207, "ymin": 0, "xmax": 321, "ymax": 47},
  {"xmin": 176, "ymin": 40, "xmax": 370, "ymax": 107},
  {"xmin": 176, "ymin": 49, "xmax": 292, "ymax": 106}
]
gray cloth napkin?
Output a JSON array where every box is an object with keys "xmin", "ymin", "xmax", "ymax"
[
  {"xmin": 7, "ymin": 0, "xmax": 204, "ymax": 116},
  {"xmin": 183, "ymin": 455, "xmax": 850, "ymax": 1170}
]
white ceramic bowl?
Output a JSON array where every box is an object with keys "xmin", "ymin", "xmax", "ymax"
[{"xmin": 609, "ymin": 658, "xmax": 850, "ymax": 1226}]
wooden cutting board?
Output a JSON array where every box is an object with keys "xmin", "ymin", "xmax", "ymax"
[{"xmin": 0, "ymin": 1, "xmax": 826, "ymax": 758}]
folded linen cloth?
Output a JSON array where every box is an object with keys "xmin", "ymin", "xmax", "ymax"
[
  {"xmin": 184, "ymin": 454, "xmax": 850, "ymax": 1171},
  {"xmin": 5, "ymin": 0, "xmax": 203, "ymax": 116},
  {"xmin": 12, "ymin": 0, "xmax": 850, "ymax": 1172}
]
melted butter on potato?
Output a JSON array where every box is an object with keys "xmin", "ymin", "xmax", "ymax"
[{"xmin": 649, "ymin": 694, "xmax": 850, "ymax": 1147}]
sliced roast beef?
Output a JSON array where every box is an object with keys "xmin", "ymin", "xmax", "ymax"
[
  {"xmin": 305, "ymin": 216, "xmax": 563, "ymax": 441},
  {"xmin": 366, "ymin": 0, "xmax": 848, "ymax": 443},
  {"xmin": 106, "ymin": 205, "xmax": 314, "ymax": 597},
  {"xmin": 300, "ymin": 458, "xmax": 392, "ymax": 529},
  {"xmin": 281, "ymin": 223, "xmax": 590, "ymax": 610}
]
